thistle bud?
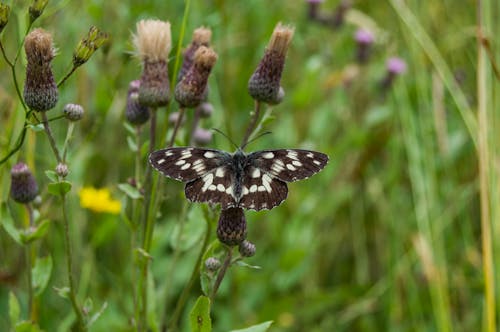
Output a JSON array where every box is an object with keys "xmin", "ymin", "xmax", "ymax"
[
  {"xmin": 63, "ymin": 103, "xmax": 84, "ymax": 121},
  {"xmin": 55, "ymin": 163, "xmax": 69, "ymax": 178},
  {"xmin": 306, "ymin": 0, "xmax": 323, "ymax": 21},
  {"xmin": 29, "ymin": 0, "xmax": 48, "ymax": 24},
  {"xmin": 168, "ymin": 111, "xmax": 186, "ymax": 125},
  {"xmin": 175, "ymin": 46, "xmax": 217, "ymax": 108},
  {"xmin": 192, "ymin": 127, "xmax": 213, "ymax": 146},
  {"xmin": 0, "ymin": 3, "xmax": 10, "ymax": 33},
  {"xmin": 125, "ymin": 80, "xmax": 150, "ymax": 125},
  {"xmin": 10, "ymin": 163, "xmax": 39, "ymax": 204},
  {"xmin": 217, "ymin": 208, "xmax": 247, "ymax": 246},
  {"xmin": 248, "ymin": 23, "xmax": 294, "ymax": 104},
  {"xmin": 239, "ymin": 240, "xmax": 256, "ymax": 257},
  {"xmin": 354, "ymin": 28, "xmax": 374, "ymax": 64},
  {"xmin": 73, "ymin": 26, "xmax": 109, "ymax": 67},
  {"xmin": 23, "ymin": 28, "xmax": 58, "ymax": 112},
  {"xmin": 133, "ymin": 19, "xmax": 172, "ymax": 107},
  {"xmin": 330, "ymin": 0, "xmax": 351, "ymax": 28},
  {"xmin": 179, "ymin": 27, "xmax": 212, "ymax": 81},
  {"xmin": 197, "ymin": 102, "xmax": 214, "ymax": 118},
  {"xmin": 205, "ymin": 257, "xmax": 221, "ymax": 272},
  {"xmin": 381, "ymin": 57, "xmax": 407, "ymax": 90}
]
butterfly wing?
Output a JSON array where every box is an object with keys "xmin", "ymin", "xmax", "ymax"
[
  {"xmin": 238, "ymin": 165, "xmax": 288, "ymax": 211},
  {"xmin": 247, "ymin": 149, "xmax": 329, "ymax": 182},
  {"xmin": 149, "ymin": 147, "xmax": 237, "ymax": 208}
]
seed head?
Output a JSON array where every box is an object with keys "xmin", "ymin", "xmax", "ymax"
[
  {"xmin": 205, "ymin": 257, "xmax": 221, "ymax": 272},
  {"xmin": 63, "ymin": 103, "xmax": 84, "ymax": 121},
  {"xmin": 133, "ymin": 20, "xmax": 172, "ymax": 107},
  {"xmin": 179, "ymin": 27, "xmax": 212, "ymax": 81},
  {"xmin": 125, "ymin": 80, "xmax": 150, "ymax": 125},
  {"xmin": 175, "ymin": 46, "xmax": 217, "ymax": 108},
  {"xmin": 73, "ymin": 26, "xmax": 109, "ymax": 67},
  {"xmin": 29, "ymin": 0, "xmax": 48, "ymax": 24},
  {"xmin": 248, "ymin": 23, "xmax": 294, "ymax": 104},
  {"xmin": 217, "ymin": 207, "xmax": 247, "ymax": 246},
  {"xmin": 10, "ymin": 163, "xmax": 39, "ymax": 204},
  {"xmin": 239, "ymin": 240, "xmax": 256, "ymax": 257},
  {"xmin": 0, "ymin": 3, "xmax": 10, "ymax": 33},
  {"xmin": 23, "ymin": 28, "xmax": 58, "ymax": 112},
  {"xmin": 192, "ymin": 127, "xmax": 213, "ymax": 146}
]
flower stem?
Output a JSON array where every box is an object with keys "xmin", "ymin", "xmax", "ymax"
[
  {"xmin": 41, "ymin": 112, "xmax": 62, "ymax": 164},
  {"xmin": 188, "ymin": 106, "xmax": 202, "ymax": 145},
  {"xmin": 169, "ymin": 107, "xmax": 185, "ymax": 147},
  {"xmin": 62, "ymin": 122, "xmax": 75, "ymax": 163},
  {"xmin": 57, "ymin": 65, "xmax": 78, "ymax": 88},
  {"xmin": 209, "ymin": 247, "xmax": 233, "ymax": 302},
  {"xmin": 25, "ymin": 204, "xmax": 34, "ymax": 320},
  {"xmin": 241, "ymin": 100, "xmax": 262, "ymax": 148},
  {"xmin": 62, "ymin": 194, "xmax": 86, "ymax": 331}
]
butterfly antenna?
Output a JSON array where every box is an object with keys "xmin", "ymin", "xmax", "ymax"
[
  {"xmin": 211, "ymin": 128, "xmax": 239, "ymax": 150},
  {"xmin": 241, "ymin": 131, "xmax": 272, "ymax": 150}
]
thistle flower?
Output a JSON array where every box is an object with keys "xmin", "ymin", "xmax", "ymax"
[
  {"xmin": 381, "ymin": 57, "xmax": 407, "ymax": 90},
  {"xmin": 0, "ymin": 3, "xmax": 10, "ymax": 33},
  {"xmin": 205, "ymin": 257, "xmax": 221, "ymax": 272},
  {"xmin": 248, "ymin": 23, "xmax": 294, "ymax": 104},
  {"xmin": 63, "ymin": 103, "xmax": 84, "ymax": 121},
  {"xmin": 354, "ymin": 28, "xmax": 374, "ymax": 64},
  {"xmin": 10, "ymin": 162, "xmax": 39, "ymax": 204},
  {"xmin": 306, "ymin": 0, "xmax": 323, "ymax": 21},
  {"xmin": 217, "ymin": 207, "xmax": 247, "ymax": 246},
  {"xmin": 73, "ymin": 26, "xmax": 109, "ymax": 67},
  {"xmin": 179, "ymin": 27, "xmax": 212, "ymax": 81},
  {"xmin": 197, "ymin": 102, "xmax": 214, "ymax": 118},
  {"xmin": 330, "ymin": 0, "xmax": 351, "ymax": 28},
  {"xmin": 239, "ymin": 240, "xmax": 256, "ymax": 257},
  {"xmin": 133, "ymin": 19, "xmax": 172, "ymax": 107},
  {"xmin": 175, "ymin": 46, "xmax": 217, "ymax": 108},
  {"xmin": 125, "ymin": 80, "xmax": 150, "ymax": 125},
  {"xmin": 192, "ymin": 127, "xmax": 213, "ymax": 146},
  {"xmin": 23, "ymin": 28, "xmax": 58, "ymax": 112},
  {"xmin": 29, "ymin": 0, "xmax": 48, "ymax": 24}
]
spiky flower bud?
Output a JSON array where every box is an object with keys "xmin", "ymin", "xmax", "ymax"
[
  {"xmin": 197, "ymin": 102, "xmax": 214, "ymax": 118},
  {"xmin": 354, "ymin": 28, "xmax": 374, "ymax": 64},
  {"xmin": 217, "ymin": 208, "xmax": 247, "ymax": 246},
  {"xmin": 133, "ymin": 19, "xmax": 172, "ymax": 107},
  {"xmin": 10, "ymin": 163, "xmax": 39, "ymax": 204},
  {"xmin": 125, "ymin": 80, "xmax": 150, "ymax": 125},
  {"xmin": 205, "ymin": 257, "xmax": 221, "ymax": 272},
  {"xmin": 239, "ymin": 240, "xmax": 256, "ymax": 257},
  {"xmin": 192, "ymin": 127, "xmax": 213, "ymax": 146},
  {"xmin": 29, "ymin": 0, "xmax": 48, "ymax": 24},
  {"xmin": 23, "ymin": 28, "xmax": 58, "ymax": 112},
  {"xmin": 175, "ymin": 46, "xmax": 217, "ymax": 108},
  {"xmin": 63, "ymin": 103, "xmax": 84, "ymax": 121},
  {"xmin": 0, "ymin": 3, "xmax": 10, "ymax": 33},
  {"xmin": 248, "ymin": 23, "xmax": 294, "ymax": 104},
  {"xmin": 381, "ymin": 57, "xmax": 407, "ymax": 90},
  {"xmin": 330, "ymin": 0, "xmax": 351, "ymax": 28},
  {"xmin": 55, "ymin": 163, "xmax": 69, "ymax": 178},
  {"xmin": 73, "ymin": 26, "xmax": 109, "ymax": 67},
  {"xmin": 179, "ymin": 27, "xmax": 212, "ymax": 81}
]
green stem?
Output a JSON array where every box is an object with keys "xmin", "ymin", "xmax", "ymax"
[
  {"xmin": 241, "ymin": 100, "xmax": 261, "ymax": 148},
  {"xmin": 25, "ymin": 204, "xmax": 34, "ymax": 321},
  {"xmin": 41, "ymin": 112, "xmax": 62, "ymax": 164},
  {"xmin": 169, "ymin": 107, "xmax": 185, "ymax": 147},
  {"xmin": 209, "ymin": 247, "xmax": 233, "ymax": 302},
  {"xmin": 62, "ymin": 194, "xmax": 86, "ymax": 331},
  {"xmin": 62, "ymin": 122, "xmax": 75, "ymax": 163},
  {"xmin": 57, "ymin": 65, "xmax": 78, "ymax": 88},
  {"xmin": 0, "ymin": 40, "xmax": 27, "ymax": 110}
]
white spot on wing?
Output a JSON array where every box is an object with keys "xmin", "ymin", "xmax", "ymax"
[
  {"xmin": 258, "ymin": 186, "xmax": 266, "ymax": 192},
  {"xmin": 242, "ymin": 186, "xmax": 249, "ymax": 195},
  {"xmin": 262, "ymin": 174, "xmax": 272, "ymax": 192},
  {"xmin": 250, "ymin": 185, "xmax": 258, "ymax": 193},
  {"xmin": 201, "ymin": 173, "xmax": 214, "ymax": 191},
  {"xmin": 306, "ymin": 152, "xmax": 314, "ymax": 158},
  {"xmin": 204, "ymin": 151, "xmax": 216, "ymax": 158},
  {"xmin": 286, "ymin": 164, "xmax": 297, "ymax": 171},
  {"xmin": 208, "ymin": 184, "xmax": 217, "ymax": 191},
  {"xmin": 226, "ymin": 186, "xmax": 235, "ymax": 198},
  {"xmin": 251, "ymin": 168, "xmax": 261, "ymax": 178},
  {"xmin": 217, "ymin": 184, "xmax": 225, "ymax": 192},
  {"xmin": 215, "ymin": 168, "xmax": 225, "ymax": 177},
  {"xmin": 313, "ymin": 160, "xmax": 321, "ymax": 165},
  {"xmin": 287, "ymin": 150, "xmax": 299, "ymax": 160},
  {"xmin": 157, "ymin": 159, "xmax": 165, "ymax": 164},
  {"xmin": 181, "ymin": 163, "xmax": 191, "ymax": 170},
  {"xmin": 262, "ymin": 152, "xmax": 274, "ymax": 159},
  {"xmin": 165, "ymin": 151, "xmax": 173, "ymax": 157},
  {"xmin": 175, "ymin": 159, "xmax": 186, "ymax": 166},
  {"xmin": 292, "ymin": 160, "xmax": 302, "ymax": 167}
]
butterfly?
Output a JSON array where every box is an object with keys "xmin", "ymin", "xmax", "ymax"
[{"xmin": 149, "ymin": 147, "xmax": 328, "ymax": 211}]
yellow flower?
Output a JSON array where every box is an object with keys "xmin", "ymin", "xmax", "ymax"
[{"xmin": 79, "ymin": 187, "xmax": 121, "ymax": 214}]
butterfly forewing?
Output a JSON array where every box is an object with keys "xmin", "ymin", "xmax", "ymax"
[
  {"xmin": 149, "ymin": 147, "xmax": 230, "ymax": 182},
  {"xmin": 248, "ymin": 149, "xmax": 329, "ymax": 182}
]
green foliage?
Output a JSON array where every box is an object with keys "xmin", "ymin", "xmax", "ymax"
[{"xmin": 189, "ymin": 296, "xmax": 211, "ymax": 332}]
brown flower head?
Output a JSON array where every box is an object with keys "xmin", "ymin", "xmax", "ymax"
[
  {"xmin": 10, "ymin": 162, "xmax": 39, "ymax": 204},
  {"xmin": 217, "ymin": 207, "xmax": 247, "ymax": 246},
  {"xmin": 125, "ymin": 80, "xmax": 150, "ymax": 125},
  {"xmin": 179, "ymin": 27, "xmax": 212, "ymax": 81}
]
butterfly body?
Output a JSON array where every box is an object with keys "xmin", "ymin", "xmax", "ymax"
[{"xmin": 149, "ymin": 147, "xmax": 328, "ymax": 211}]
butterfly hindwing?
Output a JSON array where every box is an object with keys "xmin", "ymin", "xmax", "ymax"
[
  {"xmin": 149, "ymin": 147, "xmax": 230, "ymax": 182},
  {"xmin": 185, "ymin": 165, "xmax": 237, "ymax": 208},
  {"xmin": 238, "ymin": 165, "xmax": 288, "ymax": 211},
  {"xmin": 248, "ymin": 149, "xmax": 329, "ymax": 182}
]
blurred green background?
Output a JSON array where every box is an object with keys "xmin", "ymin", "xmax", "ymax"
[{"xmin": 1, "ymin": 0, "xmax": 497, "ymax": 331}]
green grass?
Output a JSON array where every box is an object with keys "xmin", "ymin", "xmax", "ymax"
[{"xmin": 0, "ymin": 1, "xmax": 498, "ymax": 331}]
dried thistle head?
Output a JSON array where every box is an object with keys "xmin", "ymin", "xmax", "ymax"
[
  {"xmin": 125, "ymin": 80, "xmax": 150, "ymax": 126},
  {"xmin": 179, "ymin": 26, "xmax": 212, "ymax": 80},
  {"xmin": 248, "ymin": 23, "xmax": 294, "ymax": 104},
  {"xmin": 133, "ymin": 19, "xmax": 172, "ymax": 107},
  {"xmin": 23, "ymin": 28, "xmax": 58, "ymax": 111}
]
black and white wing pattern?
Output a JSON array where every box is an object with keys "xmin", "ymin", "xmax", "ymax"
[
  {"xmin": 149, "ymin": 147, "xmax": 237, "ymax": 208},
  {"xmin": 238, "ymin": 149, "xmax": 329, "ymax": 211}
]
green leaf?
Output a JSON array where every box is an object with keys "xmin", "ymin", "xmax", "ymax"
[
  {"xmin": 45, "ymin": 170, "xmax": 58, "ymax": 182},
  {"xmin": 14, "ymin": 321, "xmax": 44, "ymax": 332},
  {"xmin": 189, "ymin": 296, "xmax": 211, "ymax": 332},
  {"xmin": 170, "ymin": 206, "xmax": 206, "ymax": 251},
  {"xmin": 229, "ymin": 321, "xmax": 274, "ymax": 332},
  {"xmin": 127, "ymin": 135, "xmax": 138, "ymax": 152},
  {"xmin": 47, "ymin": 181, "xmax": 72, "ymax": 197},
  {"xmin": 26, "ymin": 123, "xmax": 44, "ymax": 132},
  {"xmin": 9, "ymin": 291, "xmax": 20, "ymax": 326},
  {"xmin": 83, "ymin": 297, "xmax": 93, "ymax": 315},
  {"xmin": 200, "ymin": 240, "xmax": 222, "ymax": 296},
  {"xmin": 235, "ymin": 260, "xmax": 262, "ymax": 270},
  {"xmin": 1, "ymin": 203, "xmax": 21, "ymax": 244},
  {"xmin": 123, "ymin": 121, "xmax": 136, "ymax": 135},
  {"xmin": 118, "ymin": 183, "xmax": 142, "ymax": 200},
  {"xmin": 20, "ymin": 219, "xmax": 51, "ymax": 244},
  {"xmin": 32, "ymin": 255, "xmax": 52, "ymax": 296},
  {"xmin": 87, "ymin": 302, "xmax": 108, "ymax": 327},
  {"xmin": 54, "ymin": 286, "xmax": 70, "ymax": 299}
]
